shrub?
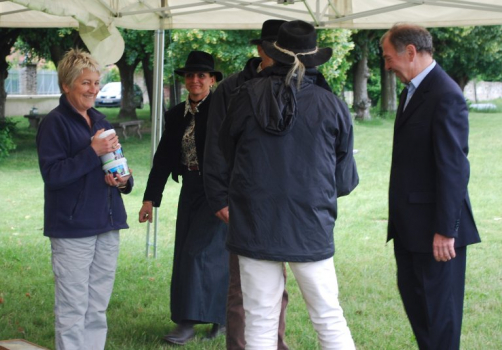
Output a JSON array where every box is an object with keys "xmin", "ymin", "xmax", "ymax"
[
  {"xmin": 0, "ymin": 118, "xmax": 17, "ymax": 160},
  {"xmin": 469, "ymin": 103, "xmax": 499, "ymax": 113}
]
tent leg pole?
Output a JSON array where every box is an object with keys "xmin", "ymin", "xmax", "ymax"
[{"xmin": 145, "ymin": 29, "xmax": 165, "ymax": 259}]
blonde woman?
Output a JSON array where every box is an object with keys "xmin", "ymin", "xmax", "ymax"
[{"xmin": 36, "ymin": 48, "xmax": 133, "ymax": 350}]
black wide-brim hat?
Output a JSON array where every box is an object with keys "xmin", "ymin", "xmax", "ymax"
[
  {"xmin": 250, "ymin": 19, "xmax": 287, "ymax": 45},
  {"xmin": 262, "ymin": 20, "xmax": 332, "ymax": 68},
  {"xmin": 174, "ymin": 50, "xmax": 223, "ymax": 82}
]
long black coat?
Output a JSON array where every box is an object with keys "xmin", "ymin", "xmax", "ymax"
[
  {"xmin": 143, "ymin": 94, "xmax": 211, "ymax": 205},
  {"xmin": 143, "ymin": 94, "xmax": 229, "ymax": 325},
  {"xmin": 388, "ymin": 64, "xmax": 481, "ymax": 252},
  {"xmin": 219, "ymin": 67, "xmax": 359, "ymax": 262}
]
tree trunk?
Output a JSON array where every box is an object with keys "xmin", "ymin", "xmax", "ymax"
[
  {"xmin": 141, "ymin": 55, "xmax": 154, "ymax": 115},
  {"xmin": 115, "ymin": 55, "xmax": 141, "ymax": 119},
  {"xmin": 0, "ymin": 29, "xmax": 21, "ymax": 120},
  {"xmin": 353, "ymin": 43, "xmax": 371, "ymax": 121},
  {"xmin": 49, "ymin": 45, "xmax": 68, "ymax": 69},
  {"xmin": 0, "ymin": 69, "xmax": 8, "ymax": 121},
  {"xmin": 473, "ymin": 79, "xmax": 478, "ymax": 103},
  {"xmin": 451, "ymin": 75, "xmax": 469, "ymax": 92},
  {"xmin": 169, "ymin": 80, "xmax": 181, "ymax": 109},
  {"xmin": 380, "ymin": 58, "xmax": 397, "ymax": 113},
  {"xmin": 24, "ymin": 64, "xmax": 38, "ymax": 95},
  {"xmin": 457, "ymin": 76, "xmax": 469, "ymax": 92}
]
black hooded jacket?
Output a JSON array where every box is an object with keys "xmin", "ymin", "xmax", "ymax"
[
  {"xmin": 219, "ymin": 66, "xmax": 358, "ymax": 262},
  {"xmin": 204, "ymin": 58, "xmax": 334, "ymax": 214},
  {"xmin": 204, "ymin": 57, "xmax": 264, "ymax": 213}
]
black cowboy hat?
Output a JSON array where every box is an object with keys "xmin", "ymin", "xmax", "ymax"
[
  {"xmin": 261, "ymin": 20, "xmax": 332, "ymax": 68},
  {"xmin": 249, "ymin": 19, "xmax": 287, "ymax": 45},
  {"xmin": 174, "ymin": 51, "xmax": 223, "ymax": 82}
]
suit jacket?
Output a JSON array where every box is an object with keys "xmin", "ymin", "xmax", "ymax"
[{"xmin": 388, "ymin": 64, "xmax": 480, "ymax": 252}]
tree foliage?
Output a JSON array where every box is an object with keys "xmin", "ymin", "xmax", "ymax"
[
  {"xmin": 0, "ymin": 118, "xmax": 17, "ymax": 160},
  {"xmin": 347, "ymin": 30, "xmax": 383, "ymax": 120},
  {"xmin": 347, "ymin": 30, "xmax": 386, "ymax": 108},
  {"xmin": 1, "ymin": 28, "xmax": 22, "ymax": 121},
  {"xmin": 430, "ymin": 25, "xmax": 502, "ymax": 90},
  {"xmin": 17, "ymin": 28, "xmax": 86, "ymax": 67},
  {"xmin": 317, "ymin": 29, "xmax": 354, "ymax": 95},
  {"xmin": 4, "ymin": 27, "xmax": 353, "ymax": 122},
  {"xmin": 115, "ymin": 29, "xmax": 154, "ymax": 119},
  {"xmin": 18, "ymin": 28, "xmax": 155, "ymax": 119},
  {"xmin": 164, "ymin": 29, "xmax": 257, "ymax": 84},
  {"xmin": 164, "ymin": 28, "xmax": 352, "ymax": 95}
]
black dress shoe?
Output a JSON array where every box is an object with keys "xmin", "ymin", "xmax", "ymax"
[
  {"xmin": 205, "ymin": 323, "xmax": 226, "ymax": 340},
  {"xmin": 163, "ymin": 323, "xmax": 195, "ymax": 345}
]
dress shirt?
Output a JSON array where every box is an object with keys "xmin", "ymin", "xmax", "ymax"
[{"xmin": 404, "ymin": 60, "xmax": 436, "ymax": 110}]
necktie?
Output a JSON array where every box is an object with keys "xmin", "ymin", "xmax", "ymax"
[
  {"xmin": 397, "ymin": 87, "xmax": 408, "ymax": 116},
  {"xmin": 403, "ymin": 83, "xmax": 415, "ymax": 110}
]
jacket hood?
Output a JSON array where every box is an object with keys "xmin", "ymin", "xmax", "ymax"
[
  {"xmin": 237, "ymin": 57, "xmax": 263, "ymax": 84},
  {"xmin": 247, "ymin": 66, "xmax": 318, "ymax": 135}
]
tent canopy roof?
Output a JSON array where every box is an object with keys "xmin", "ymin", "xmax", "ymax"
[
  {"xmin": 2, "ymin": 0, "xmax": 502, "ymax": 65},
  {"xmin": 2, "ymin": 0, "xmax": 502, "ymax": 31}
]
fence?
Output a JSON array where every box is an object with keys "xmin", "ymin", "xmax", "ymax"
[
  {"xmin": 37, "ymin": 70, "xmax": 60, "ymax": 94},
  {"xmin": 5, "ymin": 68, "xmax": 60, "ymax": 95},
  {"xmin": 5, "ymin": 69, "xmax": 21, "ymax": 94}
]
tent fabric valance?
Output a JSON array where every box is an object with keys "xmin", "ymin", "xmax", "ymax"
[
  {"xmin": 3, "ymin": 1, "xmax": 502, "ymax": 30},
  {"xmin": 3, "ymin": 0, "xmax": 502, "ymax": 65}
]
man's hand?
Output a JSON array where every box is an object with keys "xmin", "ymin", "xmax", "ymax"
[
  {"xmin": 433, "ymin": 233, "xmax": 456, "ymax": 262},
  {"xmin": 215, "ymin": 206, "xmax": 229, "ymax": 224}
]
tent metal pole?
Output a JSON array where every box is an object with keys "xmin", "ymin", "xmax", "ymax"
[{"xmin": 146, "ymin": 28, "xmax": 165, "ymax": 258}]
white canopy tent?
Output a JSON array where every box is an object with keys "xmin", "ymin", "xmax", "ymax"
[
  {"xmin": 3, "ymin": 1, "xmax": 502, "ymax": 65},
  {"xmin": 3, "ymin": 1, "xmax": 502, "ymax": 30},
  {"xmin": 2, "ymin": 0, "xmax": 502, "ymax": 256}
]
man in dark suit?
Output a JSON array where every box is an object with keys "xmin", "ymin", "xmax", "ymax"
[{"xmin": 381, "ymin": 24, "xmax": 481, "ymax": 350}]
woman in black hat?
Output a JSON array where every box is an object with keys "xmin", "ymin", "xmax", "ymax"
[
  {"xmin": 219, "ymin": 21, "xmax": 358, "ymax": 349},
  {"xmin": 138, "ymin": 51, "xmax": 228, "ymax": 345}
]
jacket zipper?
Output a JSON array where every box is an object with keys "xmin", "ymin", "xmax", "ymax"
[{"xmin": 108, "ymin": 186, "xmax": 114, "ymax": 226}]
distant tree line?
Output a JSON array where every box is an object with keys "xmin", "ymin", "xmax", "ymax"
[{"xmin": 1, "ymin": 25, "xmax": 502, "ymax": 124}]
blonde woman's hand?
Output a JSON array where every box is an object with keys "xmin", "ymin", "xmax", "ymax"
[{"xmin": 91, "ymin": 129, "xmax": 119, "ymax": 156}]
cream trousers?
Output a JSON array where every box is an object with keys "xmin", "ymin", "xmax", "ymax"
[
  {"xmin": 238, "ymin": 256, "xmax": 355, "ymax": 350},
  {"xmin": 50, "ymin": 231, "xmax": 120, "ymax": 350}
]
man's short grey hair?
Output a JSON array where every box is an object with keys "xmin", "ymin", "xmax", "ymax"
[{"xmin": 380, "ymin": 23, "xmax": 434, "ymax": 55}]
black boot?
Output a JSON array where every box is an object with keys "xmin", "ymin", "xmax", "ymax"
[
  {"xmin": 163, "ymin": 322, "xmax": 195, "ymax": 345},
  {"xmin": 205, "ymin": 323, "xmax": 226, "ymax": 340}
]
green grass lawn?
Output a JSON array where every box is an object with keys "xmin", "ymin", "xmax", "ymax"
[{"xmin": 1, "ymin": 106, "xmax": 501, "ymax": 349}]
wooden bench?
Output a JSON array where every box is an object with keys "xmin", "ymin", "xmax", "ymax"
[
  {"xmin": 24, "ymin": 114, "xmax": 46, "ymax": 129},
  {"xmin": 112, "ymin": 120, "xmax": 143, "ymax": 140}
]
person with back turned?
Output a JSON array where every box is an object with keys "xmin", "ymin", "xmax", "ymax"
[
  {"xmin": 381, "ymin": 23, "xmax": 481, "ymax": 350},
  {"xmin": 218, "ymin": 20, "xmax": 358, "ymax": 349},
  {"xmin": 203, "ymin": 19, "xmax": 291, "ymax": 350}
]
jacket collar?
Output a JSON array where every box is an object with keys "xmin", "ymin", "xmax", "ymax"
[
  {"xmin": 59, "ymin": 94, "xmax": 105, "ymax": 127},
  {"xmin": 395, "ymin": 64, "xmax": 440, "ymax": 129}
]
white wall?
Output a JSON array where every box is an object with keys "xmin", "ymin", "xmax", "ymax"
[
  {"xmin": 463, "ymin": 81, "xmax": 502, "ymax": 102},
  {"xmin": 6, "ymin": 95, "xmax": 60, "ymax": 117}
]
